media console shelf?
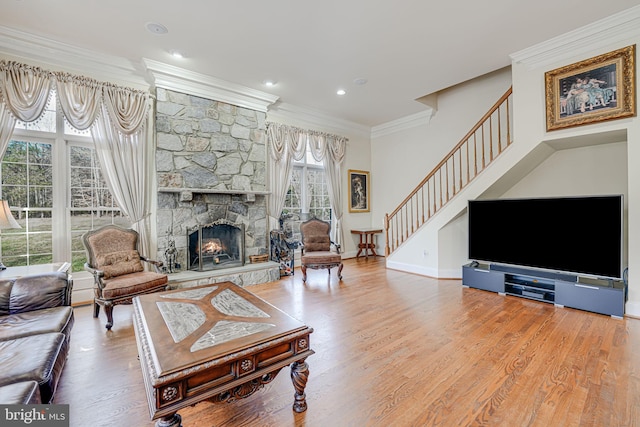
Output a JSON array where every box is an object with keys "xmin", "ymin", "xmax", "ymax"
[{"xmin": 462, "ymin": 263, "xmax": 626, "ymax": 318}]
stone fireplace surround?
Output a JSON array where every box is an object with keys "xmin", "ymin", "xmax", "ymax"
[{"xmin": 154, "ymin": 88, "xmax": 279, "ymax": 288}]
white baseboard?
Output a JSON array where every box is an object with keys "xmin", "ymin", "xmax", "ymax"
[
  {"xmin": 73, "ymin": 289, "xmax": 94, "ymax": 306},
  {"xmin": 624, "ymin": 300, "xmax": 640, "ymax": 318},
  {"xmin": 385, "ymin": 260, "xmax": 462, "ymax": 279},
  {"xmin": 386, "ymin": 260, "xmax": 437, "ymax": 278}
]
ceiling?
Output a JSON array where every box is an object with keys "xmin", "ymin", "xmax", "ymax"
[{"xmin": 1, "ymin": 1, "xmax": 639, "ymax": 128}]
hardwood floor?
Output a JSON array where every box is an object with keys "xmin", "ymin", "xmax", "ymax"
[{"xmin": 55, "ymin": 257, "xmax": 640, "ymax": 426}]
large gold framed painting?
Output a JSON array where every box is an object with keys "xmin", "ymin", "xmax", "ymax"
[{"xmin": 545, "ymin": 45, "xmax": 636, "ymax": 131}]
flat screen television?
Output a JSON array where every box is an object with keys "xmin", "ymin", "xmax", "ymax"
[{"xmin": 467, "ymin": 195, "xmax": 623, "ymax": 280}]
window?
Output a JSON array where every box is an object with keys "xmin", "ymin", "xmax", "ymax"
[
  {"xmin": 69, "ymin": 145, "xmax": 130, "ymax": 271},
  {"xmin": 282, "ymin": 148, "xmax": 332, "ymax": 240},
  {"xmin": 0, "ymin": 91, "xmax": 129, "ymax": 272},
  {"xmin": 0, "ymin": 140, "xmax": 53, "ymax": 266}
]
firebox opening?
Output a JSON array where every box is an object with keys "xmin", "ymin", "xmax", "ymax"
[{"xmin": 188, "ymin": 221, "xmax": 245, "ymax": 271}]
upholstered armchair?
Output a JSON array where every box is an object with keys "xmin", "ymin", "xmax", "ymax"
[
  {"xmin": 299, "ymin": 218, "xmax": 343, "ymax": 282},
  {"xmin": 82, "ymin": 225, "xmax": 168, "ymax": 330}
]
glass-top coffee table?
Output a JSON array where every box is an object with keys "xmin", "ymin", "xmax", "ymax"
[{"xmin": 133, "ymin": 282, "xmax": 314, "ymax": 427}]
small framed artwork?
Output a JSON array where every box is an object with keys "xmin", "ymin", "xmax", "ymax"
[
  {"xmin": 545, "ymin": 44, "xmax": 636, "ymax": 131},
  {"xmin": 348, "ymin": 169, "xmax": 370, "ymax": 213}
]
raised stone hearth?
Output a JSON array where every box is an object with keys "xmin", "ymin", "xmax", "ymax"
[{"xmin": 167, "ymin": 262, "xmax": 280, "ymax": 290}]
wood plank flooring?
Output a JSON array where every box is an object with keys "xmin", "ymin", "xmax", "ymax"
[{"xmin": 55, "ymin": 257, "xmax": 640, "ymax": 426}]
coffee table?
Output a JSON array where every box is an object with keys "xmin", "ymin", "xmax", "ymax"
[{"xmin": 133, "ymin": 282, "xmax": 314, "ymax": 427}]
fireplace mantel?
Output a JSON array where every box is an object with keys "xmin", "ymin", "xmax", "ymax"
[{"xmin": 158, "ymin": 187, "xmax": 270, "ymax": 195}]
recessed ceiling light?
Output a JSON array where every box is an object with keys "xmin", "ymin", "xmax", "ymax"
[
  {"xmin": 337, "ymin": 89, "xmax": 346, "ymax": 96},
  {"xmin": 170, "ymin": 50, "xmax": 184, "ymax": 59},
  {"xmin": 263, "ymin": 79, "xmax": 277, "ymax": 87},
  {"xmin": 146, "ymin": 22, "xmax": 168, "ymax": 35}
]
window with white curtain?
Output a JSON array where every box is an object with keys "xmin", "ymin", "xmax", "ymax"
[
  {"xmin": 0, "ymin": 91, "xmax": 129, "ymax": 271},
  {"xmin": 281, "ymin": 145, "xmax": 332, "ymax": 240}
]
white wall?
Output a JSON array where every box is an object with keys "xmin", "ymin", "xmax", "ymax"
[
  {"xmin": 502, "ymin": 142, "xmax": 628, "ymax": 200},
  {"xmin": 372, "ymin": 67, "xmax": 512, "ymax": 272},
  {"xmin": 372, "ymin": 67, "xmax": 512, "ymax": 224}
]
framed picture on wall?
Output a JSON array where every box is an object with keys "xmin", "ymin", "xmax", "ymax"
[
  {"xmin": 348, "ymin": 170, "xmax": 370, "ymax": 213},
  {"xmin": 545, "ymin": 44, "xmax": 636, "ymax": 131}
]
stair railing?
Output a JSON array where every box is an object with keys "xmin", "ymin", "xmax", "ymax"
[{"xmin": 384, "ymin": 87, "xmax": 513, "ymax": 256}]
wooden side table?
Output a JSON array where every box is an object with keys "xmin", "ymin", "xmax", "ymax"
[{"xmin": 351, "ymin": 228, "xmax": 383, "ymax": 258}]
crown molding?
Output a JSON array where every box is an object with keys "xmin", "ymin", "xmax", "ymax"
[
  {"xmin": 0, "ymin": 25, "xmax": 149, "ymax": 90},
  {"xmin": 510, "ymin": 5, "xmax": 640, "ymax": 69},
  {"xmin": 267, "ymin": 102, "xmax": 371, "ymax": 139},
  {"xmin": 371, "ymin": 109, "xmax": 434, "ymax": 139},
  {"xmin": 143, "ymin": 59, "xmax": 279, "ymax": 113}
]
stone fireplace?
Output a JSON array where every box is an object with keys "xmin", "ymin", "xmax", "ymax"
[
  {"xmin": 154, "ymin": 87, "xmax": 278, "ymax": 286},
  {"xmin": 188, "ymin": 219, "xmax": 245, "ymax": 271}
]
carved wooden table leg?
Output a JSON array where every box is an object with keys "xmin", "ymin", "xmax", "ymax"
[
  {"xmin": 133, "ymin": 283, "xmax": 314, "ymax": 424},
  {"xmin": 290, "ymin": 359, "xmax": 310, "ymax": 412},
  {"xmin": 156, "ymin": 413, "xmax": 181, "ymax": 427}
]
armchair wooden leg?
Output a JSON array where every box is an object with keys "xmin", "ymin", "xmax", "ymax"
[
  {"xmin": 338, "ymin": 263, "xmax": 344, "ymax": 280},
  {"xmin": 104, "ymin": 303, "xmax": 114, "ymax": 330},
  {"xmin": 93, "ymin": 301, "xmax": 100, "ymax": 318},
  {"xmin": 301, "ymin": 265, "xmax": 307, "ymax": 282}
]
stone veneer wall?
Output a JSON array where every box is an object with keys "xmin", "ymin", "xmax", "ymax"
[{"xmin": 154, "ymin": 88, "xmax": 269, "ymax": 271}]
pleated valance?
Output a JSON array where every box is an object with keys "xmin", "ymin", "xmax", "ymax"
[
  {"xmin": 266, "ymin": 122, "xmax": 347, "ymax": 164},
  {"xmin": 0, "ymin": 60, "xmax": 149, "ymax": 135}
]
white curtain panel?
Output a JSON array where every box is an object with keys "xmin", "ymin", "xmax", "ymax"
[
  {"xmin": 325, "ymin": 135, "xmax": 347, "ymax": 249},
  {"xmin": 266, "ymin": 123, "xmax": 289, "ymax": 230},
  {"xmin": 91, "ymin": 102, "xmax": 151, "ymax": 256},
  {"xmin": 0, "ymin": 103, "xmax": 17, "ymax": 160},
  {"xmin": 266, "ymin": 123, "xmax": 306, "ymax": 230},
  {"xmin": 309, "ymin": 133, "xmax": 346, "ymax": 248}
]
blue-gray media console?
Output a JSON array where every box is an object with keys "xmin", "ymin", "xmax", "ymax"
[{"xmin": 462, "ymin": 263, "xmax": 626, "ymax": 318}]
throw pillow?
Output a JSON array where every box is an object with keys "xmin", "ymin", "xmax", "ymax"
[{"xmin": 96, "ymin": 250, "xmax": 144, "ymax": 279}]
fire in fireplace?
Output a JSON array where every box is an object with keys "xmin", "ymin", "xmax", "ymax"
[{"xmin": 188, "ymin": 219, "xmax": 245, "ymax": 271}]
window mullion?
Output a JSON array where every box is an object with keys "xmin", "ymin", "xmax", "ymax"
[{"xmin": 50, "ymin": 107, "xmax": 68, "ymax": 262}]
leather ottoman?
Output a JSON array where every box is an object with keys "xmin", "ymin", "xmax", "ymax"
[{"xmin": 0, "ymin": 333, "xmax": 65, "ymax": 403}]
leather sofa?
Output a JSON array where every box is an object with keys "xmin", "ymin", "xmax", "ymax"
[{"xmin": 0, "ymin": 271, "xmax": 74, "ymax": 404}]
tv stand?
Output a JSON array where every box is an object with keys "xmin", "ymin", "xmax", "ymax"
[
  {"xmin": 489, "ymin": 263, "xmax": 577, "ymax": 283},
  {"xmin": 462, "ymin": 263, "xmax": 626, "ymax": 318}
]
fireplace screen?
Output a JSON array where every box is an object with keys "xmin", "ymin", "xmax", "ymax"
[{"xmin": 188, "ymin": 220, "xmax": 245, "ymax": 271}]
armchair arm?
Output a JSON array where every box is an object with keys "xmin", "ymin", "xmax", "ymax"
[
  {"xmin": 84, "ymin": 262, "xmax": 106, "ymax": 290},
  {"xmin": 9, "ymin": 272, "xmax": 74, "ymax": 314},
  {"xmin": 140, "ymin": 256, "xmax": 164, "ymax": 273}
]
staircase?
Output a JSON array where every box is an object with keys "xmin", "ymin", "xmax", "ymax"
[{"xmin": 384, "ymin": 87, "xmax": 513, "ymax": 257}]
